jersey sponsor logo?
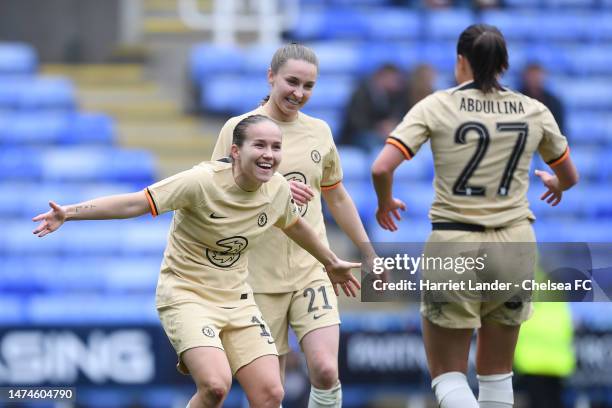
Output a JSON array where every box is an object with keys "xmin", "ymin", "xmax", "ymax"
[
  {"xmin": 209, "ymin": 212, "xmax": 227, "ymax": 219},
  {"xmin": 202, "ymin": 326, "xmax": 216, "ymax": 338},
  {"xmin": 257, "ymin": 212, "xmax": 268, "ymax": 227},
  {"xmin": 284, "ymin": 172, "xmax": 308, "ymax": 217},
  {"xmin": 311, "ymin": 149, "xmax": 321, "ymax": 163},
  {"xmin": 206, "ymin": 236, "xmax": 248, "ymax": 267}
]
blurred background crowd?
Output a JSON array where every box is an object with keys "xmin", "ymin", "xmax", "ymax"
[{"xmin": 1, "ymin": 0, "xmax": 612, "ymax": 407}]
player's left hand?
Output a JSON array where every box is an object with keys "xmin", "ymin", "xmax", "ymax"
[
  {"xmin": 324, "ymin": 260, "xmax": 362, "ymax": 297},
  {"xmin": 535, "ymin": 169, "xmax": 563, "ymax": 206},
  {"xmin": 32, "ymin": 201, "xmax": 66, "ymax": 237}
]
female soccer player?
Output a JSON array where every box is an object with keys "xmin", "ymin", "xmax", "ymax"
[
  {"xmin": 212, "ymin": 44, "xmax": 375, "ymax": 408},
  {"xmin": 33, "ymin": 115, "xmax": 361, "ymax": 408},
  {"xmin": 372, "ymin": 24, "xmax": 578, "ymax": 408}
]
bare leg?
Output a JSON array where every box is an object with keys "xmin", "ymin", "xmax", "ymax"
[
  {"xmin": 235, "ymin": 355, "xmax": 284, "ymax": 408},
  {"xmin": 476, "ymin": 320, "xmax": 520, "ymax": 374},
  {"xmin": 421, "ymin": 317, "xmax": 473, "ymax": 378},
  {"xmin": 301, "ymin": 325, "xmax": 339, "ymax": 389},
  {"xmin": 182, "ymin": 347, "xmax": 232, "ymax": 408}
]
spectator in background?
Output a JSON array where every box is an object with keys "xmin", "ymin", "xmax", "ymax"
[
  {"xmin": 339, "ymin": 63, "xmax": 409, "ymax": 151},
  {"xmin": 521, "ymin": 63, "xmax": 566, "ymax": 133},
  {"xmin": 406, "ymin": 63, "xmax": 437, "ymax": 112}
]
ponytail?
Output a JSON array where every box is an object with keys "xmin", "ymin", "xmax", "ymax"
[{"xmin": 457, "ymin": 24, "xmax": 508, "ymax": 93}]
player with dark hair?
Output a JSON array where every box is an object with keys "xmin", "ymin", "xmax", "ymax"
[
  {"xmin": 212, "ymin": 43, "xmax": 375, "ymax": 408},
  {"xmin": 372, "ymin": 24, "xmax": 578, "ymax": 408},
  {"xmin": 33, "ymin": 115, "xmax": 361, "ymax": 408}
]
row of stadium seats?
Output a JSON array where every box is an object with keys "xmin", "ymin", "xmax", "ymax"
[
  {"xmin": 0, "ymin": 147, "xmax": 156, "ymax": 182},
  {"xmin": 0, "ymin": 76, "xmax": 75, "ymax": 111},
  {"xmin": 191, "ymin": 42, "xmax": 612, "ymax": 81},
  {"xmin": 288, "ymin": 8, "xmax": 612, "ymax": 42},
  {"xmin": 302, "ymin": 0, "xmax": 612, "ymax": 8},
  {"xmin": 0, "ymin": 112, "xmax": 115, "ymax": 145},
  {"xmin": 2, "ymin": 219, "xmax": 170, "ymax": 255},
  {"xmin": 198, "ymin": 73, "xmax": 612, "ymax": 117}
]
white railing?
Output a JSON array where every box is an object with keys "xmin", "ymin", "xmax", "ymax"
[{"xmin": 178, "ymin": 0, "xmax": 299, "ymax": 44}]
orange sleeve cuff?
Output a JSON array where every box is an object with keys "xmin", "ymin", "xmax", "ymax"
[
  {"xmin": 321, "ymin": 180, "xmax": 342, "ymax": 191},
  {"xmin": 386, "ymin": 138, "xmax": 412, "ymax": 160},
  {"xmin": 547, "ymin": 147, "xmax": 570, "ymax": 168},
  {"xmin": 144, "ymin": 188, "xmax": 158, "ymax": 217}
]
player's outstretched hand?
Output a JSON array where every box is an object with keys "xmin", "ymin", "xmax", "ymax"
[
  {"xmin": 288, "ymin": 180, "xmax": 314, "ymax": 206},
  {"xmin": 376, "ymin": 198, "xmax": 406, "ymax": 231},
  {"xmin": 32, "ymin": 201, "xmax": 66, "ymax": 237},
  {"xmin": 535, "ymin": 169, "xmax": 563, "ymax": 206},
  {"xmin": 324, "ymin": 259, "xmax": 362, "ymax": 297}
]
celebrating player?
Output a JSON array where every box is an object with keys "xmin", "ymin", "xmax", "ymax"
[
  {"xmin": 33, "ymin": 115, "xmax": 360, "ymax": 408},
  {"xmin": 372, "ymin": 24, "xmax": 578, "ymax": 408},
  {"xmin": 211, "ymin": 43, "xmax": 375, "ymax": 408}
]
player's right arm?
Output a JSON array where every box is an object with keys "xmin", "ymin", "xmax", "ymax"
[{"xmin": 32, "ymin": 191, "xmax": 150, "ymax": 237}]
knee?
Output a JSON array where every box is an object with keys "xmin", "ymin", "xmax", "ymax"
[
  {"xmin": 252, "ymin": 382, "xmax": 284, "ymax": 407},
  {"xmin": 195, "ymin": 378, "xmax": 231, "ymax": 404},
  {"xmin": 309, "ymin": 359, "xmax": 338, "ymax": 389}
]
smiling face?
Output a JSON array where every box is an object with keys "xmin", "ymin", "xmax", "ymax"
[
  {"xmin": 265, "ymin": 58, "xmax": 318, "ymax": 121},
  {"xmin": 231, "ymin": 119, "xmax": 282, "ymax": 191}
]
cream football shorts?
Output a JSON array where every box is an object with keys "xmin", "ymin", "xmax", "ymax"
[
  {"xmin": 420, "ymin": 220, "xmax": 536, "ymax": 329},
  {"xmin": 254, "ymin": 277, "xmax": 340, "ymax": 355},
  {"xmin": 158, "ymin": 298, "xmax": 277, "ymax": 375}
]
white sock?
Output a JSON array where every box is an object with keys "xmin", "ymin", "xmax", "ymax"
[
  {"xmin": 432, "ymin": 371, "xmax": 479, "ymax": 408},
  {"xmin": 477, "ymin": 372, "xmax": 514, "ymax": 407},
  {"xmin": 308, "ymin": 381, "xmax": 342, "ymax": 408}
]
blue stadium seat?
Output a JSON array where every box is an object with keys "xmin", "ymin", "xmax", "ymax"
[
  {"xmin": 567, "ymin": 112, "xmax": 612, "ymax": 145},
  {"xmin": 0, "ymin": 113, "xmax": 68, "ymax": 145},
  {"xmin": 424, "ymin": 10, "xmax": 475, "ymax": 40},
  {"xmin": 365, "ymin": 9, "xmax": 420, "ymax": 41},
  {"xmin": 40, "ymin": 147, "xmax": 155, "ymax": 183},
  {"xmin": 27, "ymin": 294, "xmax": 158, "ymax": 323},
  {"xmin": 542, "ymin": 0, "xmax": 596, "ymax": 6},
  {"xmin": 190, "ymin": 43, "xmax": 244, "ymax": 85},
  {"xmin": 522, "ymin": 44, "xmax": 571, "ymax": 74},
  {"xmin": 17, "ymin": 77, "xmax": 75, "ymax": 111},
  {"xmin": 0, "ymin": 147, "xmax": 43, "ymax": 180},
  {"xmin": 357, "ymin": 42, "xmax": 420, "ymax": 75},
  {"xmin": 0, "ymin": 296, "xmax": 25, "ymax": 323},
  {"xmin": 534, "ymin": 221, "xmax": 612, "ymax": 242},
  {"xmin": 308, "ymin": 42, "xmax": 362, "ymax": 74},
  {"xmin": 0, "ymin": 42, "xmax": 37, "ymax": 75},
  {"xmin": 394, "ymin": 182, "xmax": 434, "ymax": 219},
  {"xmin": 342, "ymin": 180, "xmax": 377, "ymax": 224},
  {"xmin": 369, "ymin": 220, "xmax": 432, "ymax": 243},
  {"xmin": 305, "ymin": 75, "xmax": 354, "ymax": 110},
  {"xmin": 338, "ymin": 146, "xmax": 369, "ymax": 180},
  {"xmin": 60, "ymin": 112, "xmax": 115, "ymax": 145},
  {"xmin": 419, "ymin": 41, "xmax": 457, "ymax": 73},
  {"xmin": 242, "ymin": 44, "xmax": 283, "ymax": 74},
  {"xmin": 323, "ymin": 8, "xmax": 370, "ymax": 39},
  {"xmin": 288, "ymin": 10, "xmax": 327, "ymax": 40},
  {"xmin": 567, "ymin": 46, "xmax": 612, "ymax": 76},
  {"xmin": 201, "ymin": 75, "xmax": 267, "ymax": 114},
  {"xmin": 550, "ymin": 78, "xmax": 612, "ymax": 111},
  {"xmin": 536, "ymin": 12, "xmax": 594, "ymax": 41},
  {"xmin": 301, "ymin": 108, "xmax": 343, "ymax": 138},
  {"xmin": 481, "ymin": 11, "xmax": 539, "ymax": 41}
]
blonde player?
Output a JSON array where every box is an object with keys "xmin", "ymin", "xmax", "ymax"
[
  {"xmin": 372, "ymin": 25, "xmax": 578, "ymax": 408},
  {"xmin": 32, "ymin": 115, "xmax": 361, "ymax": 408},
  {"xmin": 212, "ymin": 44, "xmax": 374, "ymax": 408}
]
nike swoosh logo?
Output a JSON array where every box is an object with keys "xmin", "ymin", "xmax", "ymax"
[
  {"xmin": 267, "ymin": 339, "xmax": 275, "ymax": 344},
  {"xmin": 313, "ymin": 313, "xmax": 327, "ymax": 320},
  {"xmin": 210, "ymin": 212, "xmax": 227, "ymax": 219}
]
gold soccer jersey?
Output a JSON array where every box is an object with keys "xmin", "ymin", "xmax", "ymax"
[
  {"xmin": 212, "ymin": 107, "xmax": 343, "ymax": 293},
  {"xmin": 145, "ymin": 161, "xmax": 299, "ymax": 307},
  {"xmin": 388, "ymin": 81, "xmax": 569, "ymax": 228}
]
